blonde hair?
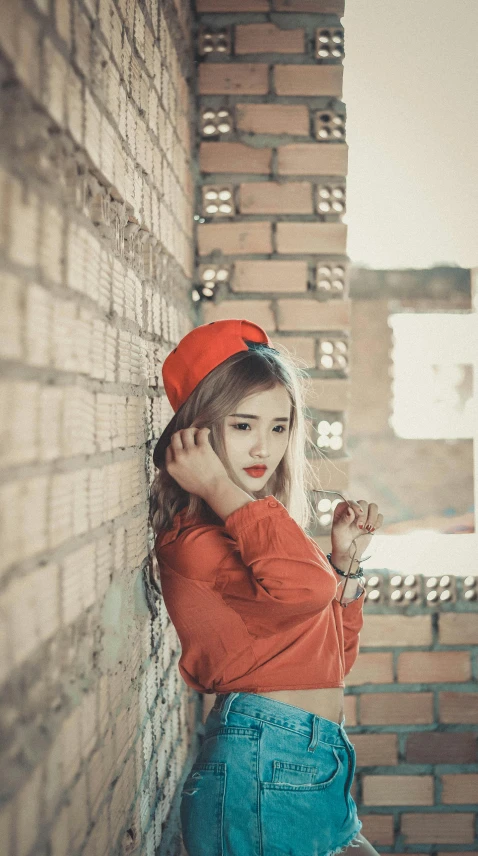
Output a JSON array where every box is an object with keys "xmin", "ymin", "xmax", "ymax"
[{"xmin": 149, "ymin": 341, "xmax": 320, "ymax": 538}]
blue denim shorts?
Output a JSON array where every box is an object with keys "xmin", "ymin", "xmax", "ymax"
[{"xmin": 180, "ymin": 691, "xmax": 363, "ymax": 856}]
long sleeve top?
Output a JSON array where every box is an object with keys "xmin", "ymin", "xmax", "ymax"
[{"xmin": 154, "ymin": 494, "xmax": 365, "ymax": 694}]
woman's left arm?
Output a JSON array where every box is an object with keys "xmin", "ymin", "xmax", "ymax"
[
  {"xmin": 330, "ymin": 498, "xmax": 383, "ymax": 570},
  {"xmin": 330, "ymin": 499, "xmax": 384, "ymax": 675}
]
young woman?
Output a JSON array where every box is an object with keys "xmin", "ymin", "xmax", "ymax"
[{"xmin": 150, "ymin": 318, "xmax": 383, "ymax": 856}]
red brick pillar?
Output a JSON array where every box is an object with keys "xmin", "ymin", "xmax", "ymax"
[{"xmin": 195, "ymin": 0, "xmax": 350, "ymax": 548}]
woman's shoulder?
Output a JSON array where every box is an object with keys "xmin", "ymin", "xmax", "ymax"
[
  {"xmin": 155, "ymin": 505, "xmax": 237, "ymax": 580},
  {"xmin": 155, "ymin": 503, "xmax": 227, "ymax": 551}
]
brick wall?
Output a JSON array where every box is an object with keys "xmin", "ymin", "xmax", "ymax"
[
  {"xmin": 195, "ymin": 0, "xmax": 352, "ymax": 512},
  {"xmin": 0, "ymin": 1, "xmax": 198, "ymax": 855},
  {"xmin": 342, "ymin": 574, "xmax": 478, "ymax": 854},
  {"xmin": 1, "ymin": 1, "xmax": 476, "ymax": 855}
]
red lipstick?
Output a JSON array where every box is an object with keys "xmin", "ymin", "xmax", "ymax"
[{"xmin": 243, "ymin": 466, "xmax": 267, "ymax": 478}]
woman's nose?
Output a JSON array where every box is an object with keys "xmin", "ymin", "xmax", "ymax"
[{"xmin": 251, "ymin": 437, "xmax": 270, "ymax": 456}]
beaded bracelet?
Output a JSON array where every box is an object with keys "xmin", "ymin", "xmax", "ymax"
[{"xmin": 326, "ymin": 552, "xmax": 364, "ymax": 579}]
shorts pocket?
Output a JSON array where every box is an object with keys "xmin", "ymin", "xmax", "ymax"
[
  {"xmin": 264, "ymin": 745, "xmax": 342, "ymax": 791},
  {"xmin": 259, "ymin": 747, "xmax": 348, "ymax": 856},
  {"xmin": 203, "ymin": 725, "xmax": 259, "ymax": 742},
  {"xmin": 272, "ymin": 760, "xmax": 321, "ymax": 785},
  {"xmin": 180, "ymin": 762, "xmax": 226, "ymax": 856}
]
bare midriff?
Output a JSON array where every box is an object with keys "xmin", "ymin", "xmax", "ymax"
[{"xmin": 253, "ymin": 687, "xmax": 345, "ymax": 724}]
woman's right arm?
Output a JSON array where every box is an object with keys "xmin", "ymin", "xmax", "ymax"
[
  {"xmin": 160, "ymin": 495, "xmax": 338, "ymax": 639},
  {"xmin": 203, "ymin": 475, "xmax": 256, "ymax": 521},
  {"xmin": 163, "ymin": 428, "xmax": 338, "ymax": 636}
]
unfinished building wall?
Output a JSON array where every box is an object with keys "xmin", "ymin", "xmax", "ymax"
[
  {"xmin": 1, "ymin": 2, "xmax": 477, "ymax": 855},
  {"xmin": 0, "ymin": 1, "xmax": 197, "ymax": 854},
  {"xmin": 348, "ymin": 266, "xmax": 473, "ymax": 531}
]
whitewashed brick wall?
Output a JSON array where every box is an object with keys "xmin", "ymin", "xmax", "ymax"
[{"xmin": 0, "ymin": 2, "xmax": 198, "ymax": 855}]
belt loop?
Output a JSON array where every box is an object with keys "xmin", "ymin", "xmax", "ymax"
[
  {"xmin": 213, "ymin": 693, "xmax": 224, "ymax": 711},
  {"xmin": 307, "ymin": 715, "xmax": 319, "ymax": 753},
  {"xmin": 339, "ymin": 717, "xmax": 352, "ymax": 748},
  {"xmin": 219, "ymin": 692, "xmax": 240, "ymax": 725}
]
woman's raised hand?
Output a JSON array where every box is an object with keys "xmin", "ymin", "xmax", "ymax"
[
  {"xmin": 331, "ymin": 499, "xmax": 384, "ymax": 561},
  {"xmin": 165, "ymin": 426, "xmax": 230, "ymax": 500}
]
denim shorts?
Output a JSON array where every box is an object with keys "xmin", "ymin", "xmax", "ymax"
[{"xmin": 180, "ymin": 691, "xmax": 363, "ymax": 856}]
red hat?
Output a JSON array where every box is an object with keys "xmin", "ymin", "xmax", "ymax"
[{"xmin": 153, "ymin": 318, "xmax": 274, "ymax": 467}]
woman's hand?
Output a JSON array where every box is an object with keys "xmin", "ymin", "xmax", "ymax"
[
  {"xmin": 331, "ymin": 499, "xmax": 383, "ymax": 563},
  {"xmin": 165, "ymin": 425, "xmax": 230, "ymax": 501}
]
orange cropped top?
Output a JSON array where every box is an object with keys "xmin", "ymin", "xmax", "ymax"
[{"xmin": 154, "ymin": 494, "xmax": 364, "ymax": 695}]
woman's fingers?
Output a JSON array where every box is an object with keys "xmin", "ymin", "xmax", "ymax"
[
  {"xmin": 195, "ymin": 427, "xmax": 211, "ymax": 444},
  {"xmin": 170, "ymin": 427, "xmax": 197, "ymax": 451},
  {"xmin": 334, "ymin": 498, "xmax": 384, "ymax": 533},
  {"xmin": 179, "ymin": 427, "xmax": 200, "ymax": 449},
  {"xmin": 344, "ymin": 500, "xmax": 382, "ymax": 531},
  {"xmin": 170, "ymin": 431, "xmax": 184, "ymax": 450},
  {"xmin": 345, "ymin": 500, "xmax": 367, "ymax": 521},
  {"xmin": 169, "ymin": 426, "xmax": 209, "ymax": 456},
  {"xmin": 364, "ymin": 502, "xmax": 379, "ymax": 530}
]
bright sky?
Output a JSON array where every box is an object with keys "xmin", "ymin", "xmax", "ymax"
[
  {"xmin": 342, "ymin": 0, "xmax": 478, "ymax": 269},
  {"xmin": 389, "ymin": 313, "xmax": 476, "ymax": 439}
]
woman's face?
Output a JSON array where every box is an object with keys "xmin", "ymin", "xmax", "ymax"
[{"xmin": 223, "ymin": 385, "xmax": 291, "ymax": 491}]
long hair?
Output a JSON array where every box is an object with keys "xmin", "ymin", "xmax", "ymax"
[{"xmin": 149, "ymin": 340, "xmax": 321, "ymax": 539}]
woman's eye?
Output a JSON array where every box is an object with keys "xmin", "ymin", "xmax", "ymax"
[{"xmin": 231, "ymin": 423, "xmax": 286, "ymax": 433}]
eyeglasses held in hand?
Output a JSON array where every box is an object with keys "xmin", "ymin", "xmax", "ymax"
[{"xmin": 310, "ymin": 490, "xmax": 374, "ymax": 607}]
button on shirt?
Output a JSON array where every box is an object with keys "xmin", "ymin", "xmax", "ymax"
[{"xmin": 155, "ymin": 495, "xmax": 365, "ymax": 695}]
